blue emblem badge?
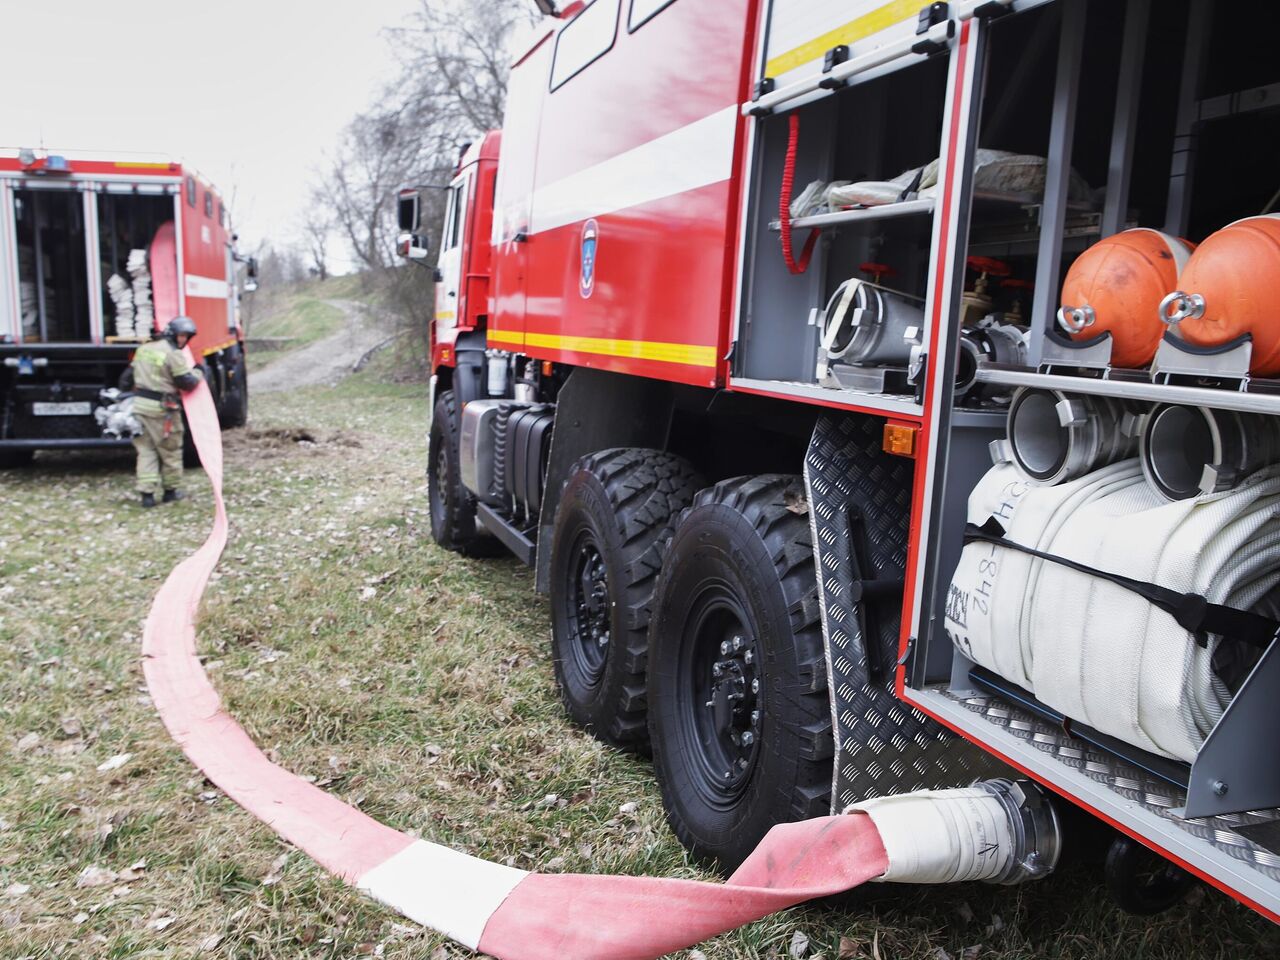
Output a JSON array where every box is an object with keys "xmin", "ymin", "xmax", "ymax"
[{"xmin": 579, "ymin": 219, "xmax": 598, "ymax": 299}]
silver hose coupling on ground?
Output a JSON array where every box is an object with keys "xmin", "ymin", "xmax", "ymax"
[
  {"xmin": 993, "ymin": 388, "xmax": 1139, "ymax": 485},
  {"xmin": 1140, "ymin": 403, "xmax": 1280, "ymax": 500},
  {"xmin": 851, "ymin": 778, "xmax": 1061, "ymax": 885}
]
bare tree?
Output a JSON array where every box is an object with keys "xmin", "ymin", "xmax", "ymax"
[
  {"xmin": 317, "ymin": 1, "xmax": 539, "ymax": 274},
  {"xmin": 301, "ymin": 201, "xmax": 331, "ymax": 281}
]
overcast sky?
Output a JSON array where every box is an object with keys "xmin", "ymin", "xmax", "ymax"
[{"xmin": 0, "ymin": 0, "xmax": 424, "ymax": 269}]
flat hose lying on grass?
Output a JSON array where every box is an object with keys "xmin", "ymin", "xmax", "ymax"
[{"xmin": 143, "ymin": 363, "xmax": 1053, "ymax": 959}]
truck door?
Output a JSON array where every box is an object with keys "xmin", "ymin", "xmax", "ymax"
[{"xmin": 435, "ymin": 170, "xmax": 472, "ymax": 341}]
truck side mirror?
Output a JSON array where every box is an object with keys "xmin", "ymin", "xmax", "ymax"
[
  {"xmin": 397, "ymin": 232, "xmax": 430, "ymax": 261},
  {"xmin": 397, "ymin": 191, "xmax": 420, "ymax": 233},
  {"xmin": 244, "ymin": 256, "xmax": 259, "ymax": 293}
]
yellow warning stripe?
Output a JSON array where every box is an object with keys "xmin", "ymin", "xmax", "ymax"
[
  {"xmin": 202, "ymin": 338, "xmax": 239, "ymax": 356},
  {"xmin": 113, "ymin": 161, "xmax": 173, "ymax": 169},
  {"xmin": 436, "ymin": 310, "xmax": 456, "ymax": 321},
  {"xmin": 487, "ymin": 329, "xmax": 716, "ymax": 368},
  {"xmin": 764, "ymin": 0, "xmax": 921, "ymax": 78}
]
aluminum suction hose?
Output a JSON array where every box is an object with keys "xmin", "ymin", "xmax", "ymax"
[
  {"xmin": 1140, "ymin": 403, "xmax": 1280, "ymax": 500},
  {"xmin": 994, "ymin": 388, "xmax": 1140, "ymax": 486}
]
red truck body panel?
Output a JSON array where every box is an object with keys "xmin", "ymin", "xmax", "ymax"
[{"xmin": 488, "ymin": 0, "xmax": 756, "ymax": 387}]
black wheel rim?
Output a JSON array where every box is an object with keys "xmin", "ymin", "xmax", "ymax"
[
  {"xmin": 428, "ymin": 440, "xmax": 448, "ymax": 533},
  {"xmin": 564, "ymin": 532, "xmax": 611, "ymax": 685},
  {"xmin": 677, "ymin": 581, "xmax": 761, "ymax": 808}
]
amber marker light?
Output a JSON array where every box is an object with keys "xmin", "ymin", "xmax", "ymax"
[{"xmin": 882, "ymin": 421, "xmax": 918, "ymax": 458}]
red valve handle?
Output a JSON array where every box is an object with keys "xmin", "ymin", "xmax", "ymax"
[{"xmin": 967, "ymin": 256, "xmax": 1012, "ymax": 277}]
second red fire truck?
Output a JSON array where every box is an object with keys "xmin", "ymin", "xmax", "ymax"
[
  {"xmin": 400, "ymin": 0, "xmax": 1280, "ymax": 926},
  {"xmin": 0, "ymin": 149, "xmax": 253, "ymax": 466}
]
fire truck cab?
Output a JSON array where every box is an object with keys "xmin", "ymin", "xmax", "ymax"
[
  {"xmin": 404, "ymin": 0, "xmax": 1280, "ymax": 925},
  {"xmin": 0, "ymin": 150, "xmax": 252, "ymax": 466}
]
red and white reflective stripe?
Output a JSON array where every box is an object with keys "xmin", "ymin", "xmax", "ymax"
[
  {"xmin": 529, "ymin": 106, "xmax": 738, "ymax": 236},
  {"xmin": 184, "ymin": 274, "xmax": 229, "ymax": 300},
  {"xmin": 146, "ymin": 371, "xmax": 891, "ymax": 959}
]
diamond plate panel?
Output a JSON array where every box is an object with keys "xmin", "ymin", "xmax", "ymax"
[
  {"xmin": 804, "ymin": 414, "xmax": 1007, "ymax": 813},
  {"xmin": 944, "ymin": 688, "xmax": 1280, "ymax": 883}
]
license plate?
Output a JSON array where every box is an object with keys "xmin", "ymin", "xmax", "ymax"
[{"xmin": 32, "ymin": 401, "xmax": 91, "ymax": 416}]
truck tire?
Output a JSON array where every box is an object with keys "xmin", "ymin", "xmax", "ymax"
[
  {"xmin": 181, "ymin": 415, "xmax": 201, "ymax": 468},
  {"xmin": 647, "ymin": 474, "xmax": 831, "ymax": 870},
  {"xmin": 427, "ymin": 389, "xmax": 496, "ymax": 556},
  {"xmin": 220, "ymin": 354, "xmax": 248, "ymax": 429},
  {"xmin": 549, "ymin": 449, "xmax": 703, "ymax": 749}
]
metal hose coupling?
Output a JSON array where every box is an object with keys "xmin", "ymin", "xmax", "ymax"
[
  {"xmin": 993, "ymin": 388, "xmax": 1140, "ymax": 485},
  {"xmin": 851, "ymin": 779, "xmax": 1061, "ymax": 885},
  {"xmin": 1140, "ymin": 403, "xmax": 1280, "ymax": 500}
]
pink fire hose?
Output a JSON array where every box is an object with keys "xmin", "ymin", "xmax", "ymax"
[{"xmin": 140, "ymin": 374, "xmax": 1054, "ymax": 958}]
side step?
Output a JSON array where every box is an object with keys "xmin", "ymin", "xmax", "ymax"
[{"xmin": 476, "ymin": 502, "xmax": 536, "ymax": 565}]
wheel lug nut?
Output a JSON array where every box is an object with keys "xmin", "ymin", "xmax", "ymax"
[
  {"xmin": 741, "ymin": 731, "xmax": 754, "ymax": 746},
  {"xmin": 712, "ymin": 663, "xmax": 723, "ymax": 676},
  {"xmin": 751, "ymin": 710, "xmax": 759, "ymax": 724},
  {"xmin": 719, "ymin": 640, "xmax": 732, "ymax": 655},
  {"xmin": 751, "ymin": 678, "xmax": 759, "ymax": 693},
  {"xmin": 743, "ymin": 650, "xmax": 754, "ymax": 664},
  {"xmin": 732, "ymin": 636, "xmax": 743, "ymax": 650}
]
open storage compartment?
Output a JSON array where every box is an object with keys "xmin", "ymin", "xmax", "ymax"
[
  {"xmin": 734, "ymin": 45, "xmax": 952, "ymax": 412},
  {"xmin": 97, "ymin": 190, "xmax": 175, "ymax": 341},
  {"xmin": 14, "ymin": 186, "xmax": 90, "ymax": 343},
  {"xmin": 904, "ymin": 0, "xmax": 1280, "ymax": 902}
]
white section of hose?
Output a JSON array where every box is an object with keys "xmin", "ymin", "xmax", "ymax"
[
  {"xmin": 852, "ymin": 787, "xmax": 1015, "ymax": 884},
  {"xmin": 948, "ymin": 462, "xmax": 1280, "ymax": 762}
]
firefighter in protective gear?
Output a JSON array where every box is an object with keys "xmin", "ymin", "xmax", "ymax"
[{"xmin": 119, "ymin": 317, "xmax": 203, "ymax": 508}]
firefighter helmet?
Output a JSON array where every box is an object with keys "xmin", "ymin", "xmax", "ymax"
[{"xmin": 164, "ymin": 316, "xmax": 198, "ymax": 344}]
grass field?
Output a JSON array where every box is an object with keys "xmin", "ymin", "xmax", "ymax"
[{"xmin": 2, "ymin": 351, "xmax": 1278, "ymax": 958}]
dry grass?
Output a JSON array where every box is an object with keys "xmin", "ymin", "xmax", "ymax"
[{"xmin": 1, "ymin": 367, "xmax": 1277, "ymax": 959}]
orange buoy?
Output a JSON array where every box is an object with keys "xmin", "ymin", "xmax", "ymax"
[
  {"xmin": 1058, "ymin": 229, "xmax": 1194, "ymax": 368},
  {"xmin": 1163, "ymin": 214, "xmax": 1280, "ymax": 376}
]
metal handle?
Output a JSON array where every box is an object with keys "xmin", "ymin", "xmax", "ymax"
[
  {"xmin": 1056, "ymin": 304, "xmax": 1096, "ymax": 334},
  {"xmin": 1158, "ymin": 291, "xmax": 1205, "ymax": 326}
]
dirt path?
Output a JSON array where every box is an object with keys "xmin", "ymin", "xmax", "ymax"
[{"xmin": 250, "ymin": 299, "xmax": 390, "ymax": 393}]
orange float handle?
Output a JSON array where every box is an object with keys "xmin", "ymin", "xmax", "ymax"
[
  {"xmin": 1158, "ymin": 291, "xmax": 1206, "ymax": 326},
  {"xmin": 1057, "ymin": 304, "xmax": 1097, "ymax": 334}
]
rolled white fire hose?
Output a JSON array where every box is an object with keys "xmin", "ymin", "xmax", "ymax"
[{"xmin": 948, "ymin": 461, "xmax": 1280, "ymax": 762}]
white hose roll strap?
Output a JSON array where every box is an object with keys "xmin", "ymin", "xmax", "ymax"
[
  {"xmin": 964, "ymin": 519, "xmax": 1280, "ymax": 655},
  {"xmin": 851, "ymin": 787, "xmax": 1015, "ymax": 884}
]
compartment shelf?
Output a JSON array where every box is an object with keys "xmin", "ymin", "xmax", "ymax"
[
  {"xmin": 770, "ymin": 192, "xmax": 1050, "ymax": 233},
  {"xmin": 904, "ymin": 684, "xmax": 1280, "ymax": 916},
  {"xmin": 975, "ymin": 363, "xmax": 1280, "ymax": 416},
  {"xmin": 769, "ymin": 197, "xmax": 935, "ymax": 232},
  {"xmin": 729, "ymin": 376, "xmax": 923, "ymax": 419}
]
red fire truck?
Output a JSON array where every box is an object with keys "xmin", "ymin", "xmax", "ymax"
[
  {"xmin": 0, "ymin": 149, "xmax": 253, "ymax": 466},
  {"xmin": 400, "ymin": 0, "xmax": 1280, "ymax": 923}
]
